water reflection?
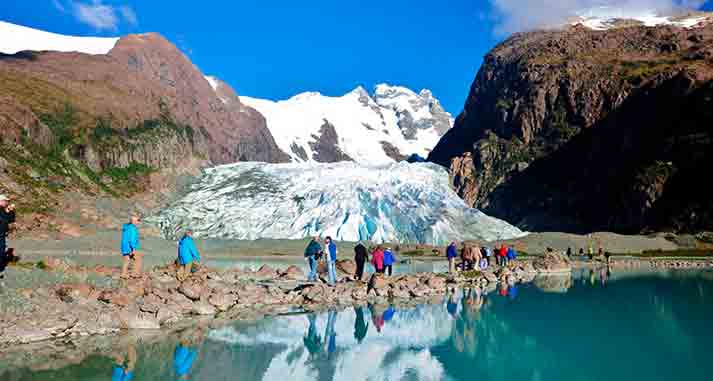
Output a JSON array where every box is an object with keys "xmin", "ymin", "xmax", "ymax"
[{"xmin": 4, "ymin": 273, "xmax": 713, "ymax": 381}]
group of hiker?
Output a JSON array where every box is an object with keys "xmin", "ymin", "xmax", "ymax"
[
  {"xmin": 304, "ymin": 237, "xmax": 397, "ymax": 285},
  {"xmin": 446, "ymin": 241, "xmax": 518, "ymax": 273},
  {"xmin": 119, "ymin": 214, "xmax": 201, "ymax": 281}
]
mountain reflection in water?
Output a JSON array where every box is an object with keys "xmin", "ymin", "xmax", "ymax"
[{"xmin": 3, "ymin": 272, "xmax": 713, "ymax": 381}]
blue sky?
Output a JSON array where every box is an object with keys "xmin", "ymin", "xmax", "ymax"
[{"xmin": 2, "ymin": 1, "xmax": 712, "ymax": 114}]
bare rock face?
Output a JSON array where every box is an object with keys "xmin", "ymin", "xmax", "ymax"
[{"xmin": 429, "ymin": 22, "xmax": 713, "ymax": 233}]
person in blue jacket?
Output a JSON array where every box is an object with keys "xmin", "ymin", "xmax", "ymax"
[
  {"xmin": 177, "ymin": 229, "xmax": 201, "ymax": 281},
  {"xmin": 325, "ymin": 236, "xmax": 338, "ymax": 285},
  {"xmin": 120, "ymin": 215, "xmax": 142, "ymax": 279},
  {"xmin": 383, "ymin": 247, "xmax": 396, "ymax": 277},
  {"xmin": 446, "ymin": 241, "xmax": 458, "ymax": 274},
  {"xmin": 507, "ymin": 246, "xmax": 518, "ymax": 263},
  {"xmin": 304, "ymin": 237, "xmax": 322, "ymax": 282}
]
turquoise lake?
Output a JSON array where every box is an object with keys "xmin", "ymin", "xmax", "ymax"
[{"xmin": 2, "ymin": 270, "xmax": 713, "ymax": 381}]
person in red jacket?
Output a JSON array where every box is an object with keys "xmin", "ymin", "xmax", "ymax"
[
  {"xmin": 499, "ymin": 245, "xmax": 509, "ymax": 267},
  {"xmin": 371, "ymin": 246, "xmax": 385, "ymax": 274}
]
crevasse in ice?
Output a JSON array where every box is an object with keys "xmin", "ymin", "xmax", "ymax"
[{"xmin": 152, "ymin": 161, "xmax": 527, "ymax": 244}]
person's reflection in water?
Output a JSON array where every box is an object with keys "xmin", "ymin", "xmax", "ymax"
[
  {"xmin": 325, "ymin": 309, "xmax": 337, "ymax": 359},
  {"xmin": 304, "ymin": 313, "xmax": 323, "ymax": 358},
  {"xmin": 600, "ymin": 267, "xmax": 608, "ymax": 287},
  {"xmin": 447, "ymin": 292, "xmax": 458, "ymax": 318},
  {"xmin": 382, "ymin": 305, "xmax": 395, "ymax": 324},
  {"xmin": 589, "ymin": 269, "xmax": 597, "ymax": 286},
  {"xmin": 508, "ymin": 284, "xmax": 518, "ymax": 300},
  {"xmin": 111, "ymin": 342, "xmax": 136, "ymax": 381},
  {"xmin": 353, "ymin": 306, "xmax": 369, "ymax": 343},
  {"xmin": 369, "ymin": 303, "xmax": 386, "ymax": 333},
  {"xmin": 174, "ymin": 326, "xmax": 205, "ymax": 380}
]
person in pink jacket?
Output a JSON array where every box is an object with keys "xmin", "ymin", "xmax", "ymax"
[{"xmin": 371, "ymin": 246, "xmax": 385, "ymax": 274}]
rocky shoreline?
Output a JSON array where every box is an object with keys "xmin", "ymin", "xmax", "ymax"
[{"xmin": 1, "ymin": 252, "xmax": 711, "ymax": 348}]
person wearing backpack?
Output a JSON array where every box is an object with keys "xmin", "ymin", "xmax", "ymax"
[
  {"xmin": 304, "ymin": 236, "xmax": 322, "ymax": 282},
  {"xmin": 354, "ymin": 242, "xmax": 368, "ymax": 281}
]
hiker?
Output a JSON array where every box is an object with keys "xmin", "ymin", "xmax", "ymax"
[
  {"xmin": 460, "ymin": 243, "xmax": 471, "ymax": 271},
  {"xmin": 507, "ymin": 246, "xmax": 518, "ymax": 263},
  {"xmin": 567, "ymin": 247, "xmax": 573, "ymax": 258},
  {"xmin": 0, "ymin": 194, "xmax": 16, "ymax": 280},
  {"xmin": 120, "ymin": 214, "xmax": 143, "ymax": 279},
  {"xmin": 325, "ymin": 236, "xmax": 338, "ymax": 285},
  {"xmin": 598, "ymin": 246, "xmax": 604, "ymax": 258},
  {"xmin": 354, "ymin": 242, "xmax": 368, "ymax": 281},
  {"xmin": 579, "ymin": 248, "xmax": 585, "ymax": 256},
  {"xmin": 499, "ymin": 245, "xmax": 508, "ymax": 267},
  {"xmin": 446, "ymin": 241, "xmax": 458, "ymax": 273},
  {"xmin": 588, "ymin": 245, "xmax": 594, "ymax": 261},
  {"xmin": 383, "ymin": 246, "xmax": 395, "ymax": 276},
  {"xmin": 304, "ymin": 236, "xmax": 322, "ymax": 282},
  {"xmin": 177, "ymin": 229, "xmax": 201, "ymax": 281},
  {"xmin": 484, "ymin": 246, "xmax": 493, "ymax": 266},
  {"xmin": 371, "ymin": 245, "xmax": 385, "ymax": 274}
]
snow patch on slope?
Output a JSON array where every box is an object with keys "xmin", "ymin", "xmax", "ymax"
[
  {"xmin": 0, "ymin": 21, "xmax": 118, "ymax": 55},
  {"xmin": 152, "ymin": 161, "xmax": 526, "ymax": 245},
  {"xmin": 240, "ymin": 84, "xmax": 453, "ymax": 166},
  {"xmin": 572, "ymin": 8, "xmax": 712, "ymax": 30}
]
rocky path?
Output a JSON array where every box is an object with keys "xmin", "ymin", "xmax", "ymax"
[{"xmin": 0, "ymin": 253, "xmax": 573, "ymax": 347}]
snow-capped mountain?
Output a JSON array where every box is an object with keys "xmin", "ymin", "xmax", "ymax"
[
  {"xmin": 571, "ymin": 8, "xmax": 712, "ymax": 30},
  {"xmin": 0, "ymin": 20, "xmax": 118, "ymax": 55},
  {"xmin": 236, "ymin": 85, "xmax": 453, "ymax": 165},
  {"xmin": 151, "ymin": 161, "xmax": 526, "ymax": 244}
]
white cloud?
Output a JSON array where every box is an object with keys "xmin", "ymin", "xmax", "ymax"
[
  {"xmin": 488, "ymin": 0, "xmax": 709, "ymax": 36},
  {"xmin": 56, "ymin": 1, "xmax": 139, "ymax": 31},
  {"xmin": 119, "ymin": 5, "xmax": 139, "ymax": 27},
  {"xmin": 52, "ymin": 0, "xmax": 67, "ymax": 13}
]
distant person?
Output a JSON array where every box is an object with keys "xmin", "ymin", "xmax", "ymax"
[
  {"xmin": 567, "ymin": 247, "xmax": 573, "ymax": 258},
  {"xmin": 120, "ymin": 214, "xmax": 143, "ymax": 279},
  {"xmin": 383, "ymin": 247, "xmax": 395, "ymax": 276},
  {"xmin": 304, "ymin": 236, "xmax": 322, "ymax": 282},
  {"xmin": 598, "ymin": 247, "xmax": 604, "ymax": 259},
  {"xmin": 579, "ymin": 248, "xmax": 585, "ymax": 256},
  {"xmin": 177, "ymin": 229, "xmax": 201, "ymax": 281},
  {"xmin": 507, "ymin": 246, "xmax": 518, "ymax": 263},
  {"xmin": 484, "ymin": 246, "xmax": 493, "ymax": 266},
  {"xmin": 499, "ymin": 245, "xmax": 508, "ymax": 267},
  {"xmin": 460, "ymin": 243, "xmax": 474, "ymax": 271},
  {"xmin": 0, "ymin": 195, "xmax": 16, "ymax": 281},
  {"xmin": 371, "ymin": 246, "xmax": 385, "ymax": 274},
  {"xmin": 353, "ymin": 306, "xmax": 369, "ymax": 343},
  {"xmin": 325, "ymin": 236, "xmax": 338, "ymax": 286},
  {"xmin": 111, "ymin": 343, "xmax": 136, "ymax": 381},
  {"xmin": 446, "ymin": 241, "xmax": 458, "ymax": 273},
  {"xmin": 605, "ymin": 251, "xmax": 612, "ymax": 265},
  {"xmin": 354, "ymin": 242, "xmax": 368, "ymax": 281},
  {"xmin": 588, "ymin": 245, "xmax": 594, "ymax": 260}
]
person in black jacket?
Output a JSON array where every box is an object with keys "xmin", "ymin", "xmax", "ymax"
[
  {"xmin": 354, "ymin": 242, "xmax": 368, "ymax": 281},
  {"xmin": 0, "ymin": 194, "xmax": 17, "ymax": 279}
]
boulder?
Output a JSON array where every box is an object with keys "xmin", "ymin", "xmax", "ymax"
[
  {"xmin": 336, "ymin": 260, "xmax": 357, "ymax": 275},
  {"xmin": 532, "ymin": 253, "xmax": 572, "ymax": 274},
  {"xmin": 98, "ymin": 290, "xmax": 131, "ymax": 307},
  {"xmin": 280, "ymin": 265, "xmax": 303, "ymax": 280},
  {"xmin": 178, "ymin": 281, "xmax": 204, "ymax": 301},
  {"xmin": 255, "ymin": 265, "xmax": 278, "ymax": 279},
  {"xmin": 119, "ymin": 310, "xmax": 160, "ymax": 330},
  {"xmin": 191, "ymin": 302, "xmax": 217, "ymax": 315},
  {"xmin": 208, "ymin": 292, "xmax": 238, "ymax": 312},
  {"xmin": 426, "ymin": 276, "xmax": 446, "ymax": 289}
]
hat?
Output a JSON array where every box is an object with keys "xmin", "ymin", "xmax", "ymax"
[{"xmin": 0, "ymin": 194, "xmax": 8, "ymax": 201}]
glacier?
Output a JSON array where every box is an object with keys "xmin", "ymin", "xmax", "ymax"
[
  {"xmin": 0, "ymin": 21, "xmax": 119, "ymax": 55},
  {"xmin": 152, "ymin": 161, "xmax": 526, "ymax": 244}
]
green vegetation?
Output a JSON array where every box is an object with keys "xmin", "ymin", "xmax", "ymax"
[
  {"xmin": 495, "ymin": 98, "xmax": 513, "ymax": 111},
  {"xmin": 618, "ymin": 58, "xmax": 682, "ymax": 85},
  {"xmin": 636, "ymin": 160, "xmax": 677, "ymax": 185}
]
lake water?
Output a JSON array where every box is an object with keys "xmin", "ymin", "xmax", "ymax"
[{"xmin": 3, "ymin": 270, "xmax": 713, "ymax": 381}]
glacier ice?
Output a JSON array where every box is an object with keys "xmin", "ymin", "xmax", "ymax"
[{"xmin": 152, "ymin": 161, "xmax": 526, "ymax": 244}]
